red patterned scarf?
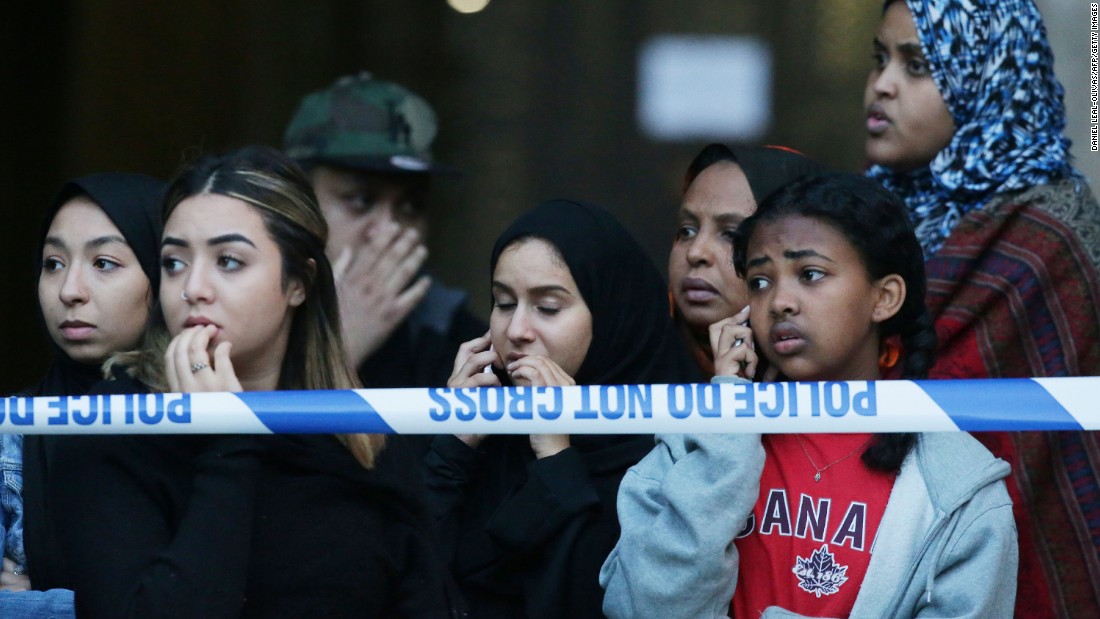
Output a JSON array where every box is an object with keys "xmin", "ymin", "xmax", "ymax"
[{"xmin": 926, "ymin": 180, "xmax": 1100, "ymax": 617}]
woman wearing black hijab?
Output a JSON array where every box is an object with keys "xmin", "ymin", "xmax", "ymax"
[
  {"xmin": 424, "ymin": 199, "xmax": 700, "ymax": 618},
  {"xmin": 669, "ymin": 144, "xmax": 825, "ymax": 378},
  {"xmin": 23, "ymin": 173, "xmax": 164, "ymax": 397},
  {"xmin": 3, "ymin": 173, "xmax": 163, "ymax": 609}
]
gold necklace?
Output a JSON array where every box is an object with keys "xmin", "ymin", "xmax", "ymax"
[{"xmin": 793, "ymin": 434, "xmax": 873, "ymax": 482}]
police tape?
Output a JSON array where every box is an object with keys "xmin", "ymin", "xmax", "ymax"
[{"xmin": 1, "ymin": 377, "xmax": 1097, "ymax": 435}]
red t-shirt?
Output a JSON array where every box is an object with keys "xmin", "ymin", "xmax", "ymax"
[{"xmin": 731, "ymin": 434, "xmax": 896, "ymax": 618}]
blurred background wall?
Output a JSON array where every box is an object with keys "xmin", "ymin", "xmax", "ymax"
[{"xmin": 2, "ymin": 0, "xmax": 1095, "ymax": 393}]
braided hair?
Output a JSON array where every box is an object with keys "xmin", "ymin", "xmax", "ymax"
[{"xmin": 732, "ymin": 172, "xmax": 936, "ymax": 472}]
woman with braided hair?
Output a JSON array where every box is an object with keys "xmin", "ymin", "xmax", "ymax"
[{"xmin": 602, "ymin": 173, "xmax": 1016, "ymax": 618}]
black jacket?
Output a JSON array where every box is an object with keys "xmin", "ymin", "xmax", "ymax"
[
  {"xmin": 424, "ymin": 434, "xmax": 653, "ymax": 619},
  {"xmin": 45, "ymin": 377, "xmax": 464, "ymax": 619}
]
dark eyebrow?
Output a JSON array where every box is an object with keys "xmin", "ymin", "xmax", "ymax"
[
  {"xmin": 44, "ymin": 235, "xmax": 128, "ymax": 251},
  {"xmin": 872, "ymin": 37, "xmax": 924, "ymax": 57},
  {"xmin": 896, "ymin": 42, "xmax": 925, "ymax": 57},
  {"xmin": 529, "ymin": 285, "xmax": 572, "ymax": 296},
  {"xmin": 714, "ymin": 213, "xmax": 746, "ymax": 227},
  {"xmin": 784, "ymin": 249, "xmax": 834, "ymax": 262},
  {"xmin": 676, "ymin": 209, "xmax": 744, "ymax": 227},
  {"xmin": 208, "ymin": 233, "xmax": 256, "ymax": 248},
  {"xmin": 675, "ymin": 208, "xmax": 700, "ymax": 221},
  {"xmin": 746, "ymin": 255, "xmax": 771, "ymax": 269},
  {"xmin": 491, "ymin": 282, "xmax": 573, "ymax": 297},
  {"xmin": 87, "ymin": 235, "xmax": 128, "ymax": 249},
  {"xmin": 746, "ymin": 249, "xmax": 834, "ymax": 269},
  {"xmin": 161, "ymin": 234, "xmax": 257, "ymax": 249}
]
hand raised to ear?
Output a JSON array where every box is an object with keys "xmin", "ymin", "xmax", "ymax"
[
  {"xmin": 710, "ymin": 306, "xmax": 759, "ymax": 380},
  {"xmin": 448, "ymin": 331, "xmax": 503, "ymax": 389},
  {"xmin": 448, "ymin": 331, "xmax": 500, "ymax": 450}
]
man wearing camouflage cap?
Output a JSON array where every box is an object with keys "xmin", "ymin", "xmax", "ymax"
[{"xmin": 284, "ymin": 72, "xmax": 485, "ymax": 388}]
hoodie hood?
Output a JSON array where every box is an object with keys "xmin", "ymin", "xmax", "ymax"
[{"xmin": 850, "ymin": 432, "xmax": 1014, "ymax": 617}]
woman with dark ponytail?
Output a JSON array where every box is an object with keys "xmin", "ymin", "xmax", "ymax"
[{"xmin": 602, "ymin": 173, "xmax": 1016, "ymax": 618}]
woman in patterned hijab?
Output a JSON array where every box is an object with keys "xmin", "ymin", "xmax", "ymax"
[
  {"xmin": 865, "ymin": 0, "xmax": 1083, "ymax": 257},
  {"xmin": 864, "ymin": 1, "xmax": 1100, "ymax": 616}
]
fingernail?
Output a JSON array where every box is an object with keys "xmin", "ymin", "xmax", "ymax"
[{"xmin": 740, "ymin": 305, "xmax": 750, "ymax": 313}]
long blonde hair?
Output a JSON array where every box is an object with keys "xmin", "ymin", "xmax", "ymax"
[{"xmin": 112, "ymin": 146, "xmax": 384, "ymax": 467}]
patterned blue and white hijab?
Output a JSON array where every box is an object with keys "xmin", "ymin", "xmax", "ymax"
[{"xmin": 866, "ymin": 0, "xmax": 1080, "ymax": 257}]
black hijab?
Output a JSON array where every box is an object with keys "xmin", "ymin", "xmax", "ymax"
[
  {"xmin": 685, "ymin": 143, "xmax": 828, "ymax": 204},
  {"xmin": 25, "ymin": 173, "xmax": 165, "ymax": 397},
  {"xmin": 22, "ymin": 173, "xmax": 165, "ymax": 592},
  {"xmin": 435, "ymin": 201, "xmax": 695, "ymax": 619},
  {"xmin": 490, "ymin": 199, "xmax": 700, "ymax": 387}
]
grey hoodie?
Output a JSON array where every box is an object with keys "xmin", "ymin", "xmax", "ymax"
[{"xmin": 600, "ymin": 431, "xmax": 1017, "ymax": 618}]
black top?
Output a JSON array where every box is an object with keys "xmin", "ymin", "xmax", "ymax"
[
  {"xmin": 425, "ymin": 200, "xmax": 700, "ymax": 618},
  {"xmin": 424, "ymin": 434, "xmax": 653, "ymax": 619},
  {"xmin": 22, "ymin": 172, "xmax": 166, "ymax": 590},
  {"xmin": 44, "ymin": 376, "xmax": 464, "ymax": 619}
]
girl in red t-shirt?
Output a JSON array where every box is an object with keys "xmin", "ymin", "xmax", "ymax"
[{"xmin": 601, "ymin": 172, "xmax": 1017, "ymax": 618}]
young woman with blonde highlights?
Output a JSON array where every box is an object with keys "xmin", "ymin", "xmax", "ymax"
[{"xmin": 45, "ymin": 146, "xmax": 459, "ymax": 618}]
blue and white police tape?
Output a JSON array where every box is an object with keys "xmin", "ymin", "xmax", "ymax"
[{"xmin": 2, "ymin": 377, "xmax": 1097, "ymax": 434}]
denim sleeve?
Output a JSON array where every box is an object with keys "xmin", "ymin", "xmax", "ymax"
[
  {"xmin": 1, "ymin": 434, "xmax": 26, "ymax": 566},
  {"xmin": 0, "ymin": 589, "xmax": 76, "ymax": 619}
]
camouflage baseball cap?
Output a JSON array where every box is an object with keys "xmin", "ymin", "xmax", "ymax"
[{"xmin": 283, "ymin": 72, "xmax": 447, "ymax": 173}]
